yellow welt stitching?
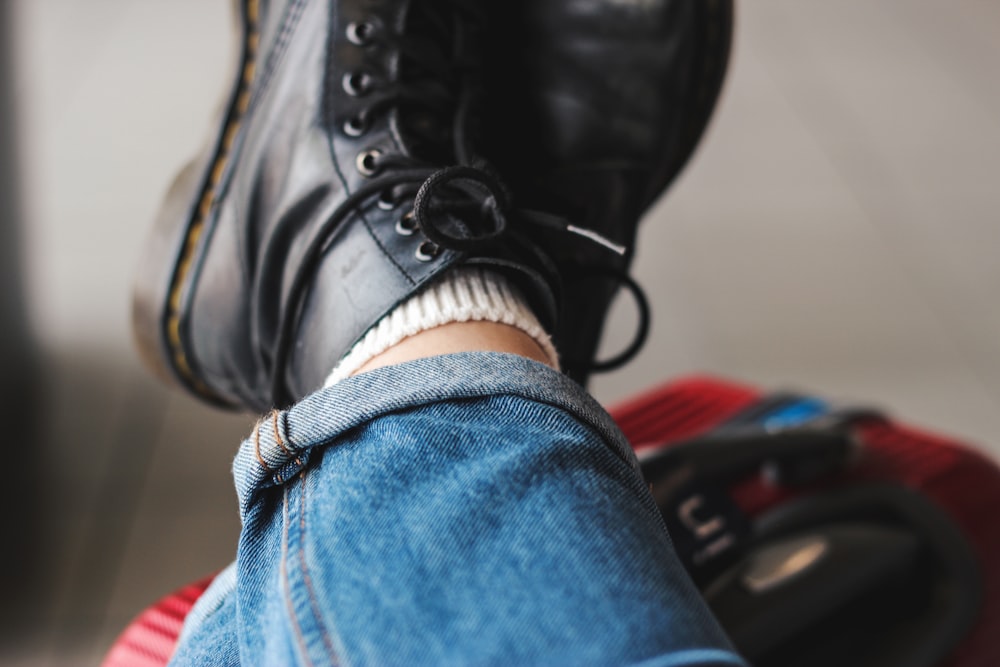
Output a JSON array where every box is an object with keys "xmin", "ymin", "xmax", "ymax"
[
  {"xmin": 164, "ymin": 0, "xmax": 260, "ymax": 402},
  {"xmin": 167, "ymin": 316, "xmax": 182, "ymax": 347},
  {"xmin": 222, "ymin": 122, "xmax": 240, "ymax": 152},
  {"xmin": 208, "ymin": 159, "xmax": 226, "ymax": 188},
  {"xmin": 235, "ymin": 90, "xmax": 251, "ymax": 115}
]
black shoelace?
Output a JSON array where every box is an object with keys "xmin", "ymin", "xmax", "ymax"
[{"xmin": 269, "ymin": 1, "xmax": 648, "ymax": 405}]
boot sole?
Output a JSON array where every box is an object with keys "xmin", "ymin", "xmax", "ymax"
[{"xmin": 132, "ymin": 0, "xmax": 260, "ymax": 406}]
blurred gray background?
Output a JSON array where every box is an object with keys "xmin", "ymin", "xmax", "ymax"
[{"xmin": 3, "ymin": 0, "xmax": 998, "ymax": 664}]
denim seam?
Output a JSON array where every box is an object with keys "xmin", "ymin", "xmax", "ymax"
[
  {"xmin": 281, "ymin": 484, "xmax": 316, "ymax": 667},
  {"xmin": 632, "ymin": 648, "xmax": 749, "ymax": 667},
  {"xmin": 272, "ymin": 409, "xmax": 293, "ymax": 456},
  {"xmin": 297, "ymin": 468, "xmax": 341, "ymax": 666},
  {"xmin": 253, "ymin": 421, "xmax": 271, "ymax": 473}
]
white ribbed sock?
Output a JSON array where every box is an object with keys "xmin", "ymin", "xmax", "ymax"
[{"xmin": 323, "ymin": 268, "xmax": 559, "ymax": 386}]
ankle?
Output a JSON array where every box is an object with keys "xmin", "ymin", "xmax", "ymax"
[{"xmin": 351, "ymin": 321, "xmax": 556, "ymax": 377}]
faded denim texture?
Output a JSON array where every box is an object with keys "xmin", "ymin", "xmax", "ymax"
[{"xmin": 171, "ymin": 353, "xmax": 745, "ymax": 666}]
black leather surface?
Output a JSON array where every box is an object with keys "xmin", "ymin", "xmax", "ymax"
[
  {"xmin": 483, "ymin": 0, "xmax": 732, "ymax": 381},
  {"xmin": 184, "ymin": 0, "xmax": 465, "ymax": 410},
  {"xmin": 172, "ymin": 0, "xmax": 731, "ymax": 411}
]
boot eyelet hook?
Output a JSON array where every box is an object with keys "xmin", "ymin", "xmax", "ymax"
[
  {"xmin": 342, "ymin": 71, "xmax": 373, "ymax": 97},
  {"xmin": 415, "ymin": 241, "xmax": 440, "ymax": 262},
  {"xmin": 346, "ymin": 21, "xmax": 376, "ymax": 46},
  {"xmin": 343, "ymin": 114, "xmax": 369, "ymax": 137},
  {"xmin": 356, "ymin": 149, "xmax": 382, "ymax": 177},
  {"xmin": 395, "ymin": 210, "xmax": 418, "ymax": 236}
]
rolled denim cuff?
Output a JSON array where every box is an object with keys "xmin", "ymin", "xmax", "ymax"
[{"xmin": 233, "ymin": 352, "xmax": 639, "ymax": 518}]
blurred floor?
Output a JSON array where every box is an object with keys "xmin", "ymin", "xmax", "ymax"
[{"xmin": 6, "ymin": 0, "xmax": 999, "ymax": 663}]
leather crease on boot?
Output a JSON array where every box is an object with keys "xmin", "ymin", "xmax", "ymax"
[{"xmin": 135, "ymin": 0, "xmax": 651, "ymax": 413}]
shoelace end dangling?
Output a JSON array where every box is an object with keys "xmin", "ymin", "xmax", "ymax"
[{"xmin": 565, "ymin": 225, "xmax": 627, "ymax": 256}]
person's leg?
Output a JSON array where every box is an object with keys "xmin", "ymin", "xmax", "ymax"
[
  {"xmin": 172, "ymin": 348, "xmax": 743, "ymax": 666},
  {"xmin": 134, "ymin": 1, "xmax": 742, "ymax": 664}
]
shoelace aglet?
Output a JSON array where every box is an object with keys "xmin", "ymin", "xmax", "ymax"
[{"xmin": 566, "ymin": 225, "xmax": 627, "ymax": 256}]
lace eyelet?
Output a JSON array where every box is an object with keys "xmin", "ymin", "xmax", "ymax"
[
  {"xmin": 343, "ymin": 115, "xmax": 369, "ymax": 137},
  {"xmin": 395, "ymin": 211, "xmax": 418, "ymax": 236},
  {"xmin": 346, "ymin": 21, "xmax": 376, "ymax": 46},
  {"xmin": 342, "ymin": 71, "xmax": 373, "ymax": 97},
  {"xmin": 356, "ymin": 149, "xmax": 382, "ymax": 177},
  {"xmin": 377, "ymin": 191, "xmax": 397, "ymax": 210},
  {"xmin": 415, "ymin": 241, "xmax": 440, "ymax": 262}
]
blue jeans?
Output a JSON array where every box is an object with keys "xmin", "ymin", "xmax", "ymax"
[{"xmin": 171, "ymin": 353, "xmax": 746, "ymax": 666}]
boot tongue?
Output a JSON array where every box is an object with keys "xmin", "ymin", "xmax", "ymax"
[
  {"xmin": 395, "ymin": 105, "xmax": 456, "ymax": 164},
  {"xmin": 392, "ymin": 1, "xmax": 477, "ymax": 165}
]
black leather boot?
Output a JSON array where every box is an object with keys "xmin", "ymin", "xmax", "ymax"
[
  {"xmin": 483, "ymin": 0, "xmax": 733, "ymax": 383},
  {"xmin": 134, "ymin": 0, "xmax": 575, "ymax": 412},
  {"xmin": 134, "ymin": 0, "xmax": 732, "ymax": 413}
]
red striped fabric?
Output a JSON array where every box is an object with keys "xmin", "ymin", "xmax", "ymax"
[{"xmin": 101, "ymin": 576, "xmax": 215, "ymax": 667}]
